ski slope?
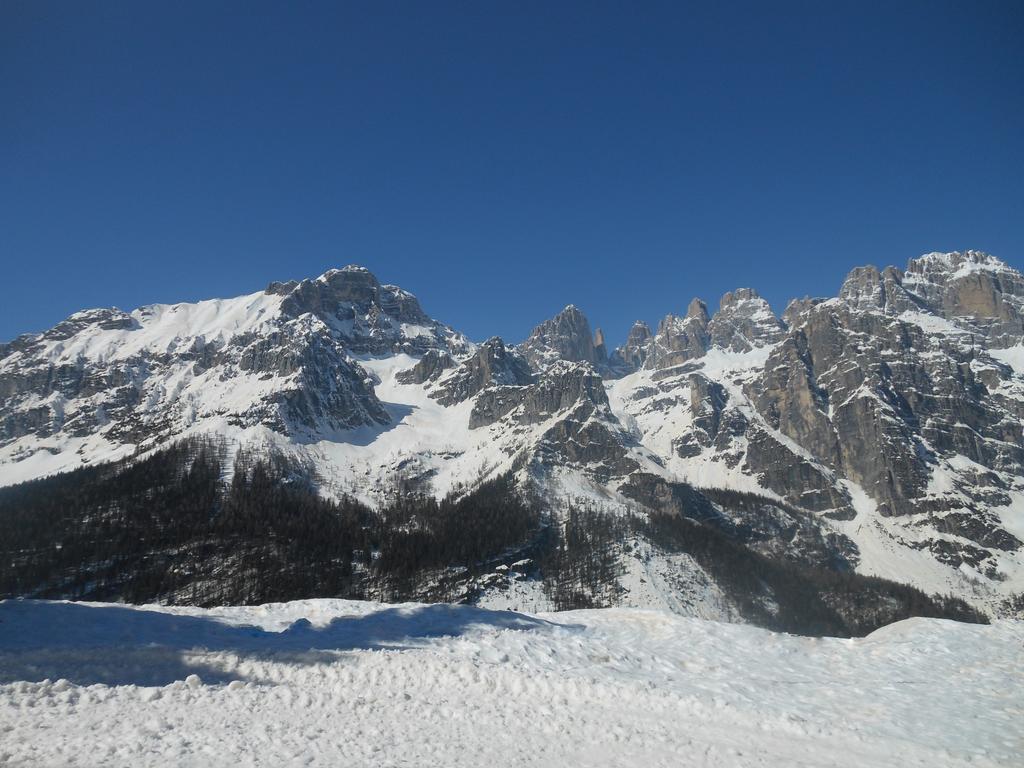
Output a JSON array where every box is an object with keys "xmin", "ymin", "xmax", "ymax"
[{"xmin": 0, "ymin": 599, "xmax": 1020, "ymax": 767}]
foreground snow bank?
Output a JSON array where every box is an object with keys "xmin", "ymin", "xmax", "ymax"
[{"xmin": 0, "ymin": 599, "xmax": 1020, "ymax": 767}]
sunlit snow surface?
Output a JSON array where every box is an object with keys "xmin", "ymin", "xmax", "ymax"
[{"xmin": 1, "ymin": 599, "xmax": 1021, "ymax": 767}]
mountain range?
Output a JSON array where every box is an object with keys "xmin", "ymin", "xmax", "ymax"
[{"xmin": 2, "ymin": 250, "xmax": 1022, "ymax": 621}]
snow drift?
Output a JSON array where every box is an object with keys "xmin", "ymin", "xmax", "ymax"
[{"xmin": 0, "ymin": 598, "xmax": 1020, "ymax": 767}]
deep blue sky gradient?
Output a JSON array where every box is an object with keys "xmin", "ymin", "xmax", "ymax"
[{"xmin": 3, "ymin": 1, "xmax": 1023, "ymax": 345}]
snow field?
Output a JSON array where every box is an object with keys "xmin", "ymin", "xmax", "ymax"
[{"xmin": 0, "ymin": 599, "xmax": 1021, "ymax": 767}]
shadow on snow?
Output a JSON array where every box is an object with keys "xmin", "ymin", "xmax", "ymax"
[
  {"xmin": 289, "ymin": 402, "xmax": 416, "ymax": 447},
  {"xmin": 0, "ymin": 600, "xmax": 577, "ymax": 687}
]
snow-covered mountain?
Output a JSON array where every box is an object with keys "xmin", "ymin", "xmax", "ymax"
[{"xmin": 2, "ymin": 251, "xmax": 1023, "ymax": 617}]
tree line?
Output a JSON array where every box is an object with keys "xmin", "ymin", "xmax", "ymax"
[{"xmin": 0, "ymin": 436, "xmax": 987, "ymax": 635}]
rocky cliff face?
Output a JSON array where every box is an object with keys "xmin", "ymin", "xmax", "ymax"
[
  {"xmin": 902, "ymin": 251, "xmax": 1024, "ymax": 347},
  {"xmin": 426, "ymin": 337, "xmax": 534, "ymax": 407},
  {"xmin": 519, "ymin": 305, "xmax": 605, "ymax": 370},
  {"xmin": 0, "ymin": 266, "xmax": 467, "ymax": 472},
  {"xmin": 636, "ymin": 289, "xmax": 786, "ymax": 370},
  {"xmin": 708, "ymin": 288, "xmax": 786, "ymax": 352},
  {"xmin": 2, "ymin": 252, "xmax": 1023, "ymax": 617},
  {"xmin": 741, "ymin": 257, "xmax": 1024, "ymax": 578},
  {"xmin": 610, "ymin": 320, "xmax": 653, "ymax": 371},
  {"xmin": 645, "ymin": 299, "xmax": 711, "ymax": 369},
  {"xmin": 607, "ymin": 252, "xmax": 1024, "ymax": 616}
]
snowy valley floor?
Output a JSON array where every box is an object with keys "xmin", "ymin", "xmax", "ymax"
[{"xmin": 0, "ymin": 600, "xmax": 1021, "ymax": 767}]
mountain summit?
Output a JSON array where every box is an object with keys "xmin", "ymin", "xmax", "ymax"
[{"xmin": 2, "ymin": 252, "xmax": 1023, "ymax": 618}]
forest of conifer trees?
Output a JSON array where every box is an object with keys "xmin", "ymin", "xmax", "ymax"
[{"xmin": 0, "ymin": 437, "xmax": 986, "ymax": 636}]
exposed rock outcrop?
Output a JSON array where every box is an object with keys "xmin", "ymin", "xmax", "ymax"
[
  {"xmin": 395, "ymin": 349, "xmax": 455, "ymax": 385},
  {"xmin": 902, "ymin": 251, "xmax": 1024, "ymax": 347},
  {"xmin": 519, "ymin": 305, "xmax": 602, "ymax": 371},
  {"xmin": 273, "ymin": 265, "xmax": 464, "ymax": 355},
  {"xmin": 431, "ymin": 338, "xmax": 534, "ymax": 407},
  {"xmin": 707, "ymin": 288, "xmax": 786, "ymax": 352},
  {"xmin": 611, "ymin": 320, "xmax": 653, "ymax": 372},
  {"xmin": 0, "ymin": 265, "xmax": 471, "ymax": 450},
  {"xmin": 471, "ymin": 361, "xmax": 641, "ymax": 480},
  {"xmin": 645, "ymin": 299, "xmax": 711, "ymax": 369}
]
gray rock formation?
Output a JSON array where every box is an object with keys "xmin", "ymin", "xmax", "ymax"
[
  {"xmin": 781, "ymin": 297, "xmax": 825, "ymax": 327},
  {"xmin": 645, "ymin": 299, "xmax": 711, "ymax": 369},
  {"xmin": 707, "ymin": 288, "xmax": 786, "ymax": 352},
  {"xmin": 738, "ymin": 253, "xmax": 1024, "ymax": 573},
  {"xmin": 748, "ymin": 257, "xmax": 1024, "ymax": 525},
  {"xmin": 611, "ymin": 320, "xmax": 653, "ymax": 372},
  {"xmin": 471, "ymin": 361, "xmax": 641, "ymax": 481},
  {"xmin": 431, "ymin": 337, "xmax": 534, "ymax": 407},
  {"xmin": 395, "ymin": 349, "xmax": 455, "ymax": 385},
  {"xmin": 593, "ymin": 327, "xmax": 609, "ymax": 363},
  {"xmin": 606, "ymin": 252, "xmax": 1024, "ymax": 608},
  {"xmin": 0, "ymin": 265, "xmax": 468, "ymax": 451},
  {"xmin": 671, "ymin": 374, "xmax": 734, "ymax": 456},
  {"xmin": 902, "ymin": 251, "xmax": 1024, "ymax": 347},
  {"xmin": 272, "ymin": 265, "xmax": 464, "ymax": 355},
  {"xmin": 520, "ymin": 305, "xmax": 602, "ymax": 370}
]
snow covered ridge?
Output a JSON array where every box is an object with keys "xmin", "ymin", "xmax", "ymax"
[
  {"xmin": 2, "ymin": 251, "xmax": 1024, "ymax": 618},
  {"xmin": 0, "ymin": 598, "xmax": 1021, "ymax": 767}
]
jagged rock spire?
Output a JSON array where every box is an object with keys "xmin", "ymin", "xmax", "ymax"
[
  {"xmin": 520, "ymin": 304, "xmax": 601, "ymax": 371},
  {"xmin": 612, "ymin": 320, "xmax": 653, "ymax": 371},
  {"xmin": 707, "ymin": 287, "xmax": 785, "ymax": 352},
  {"xmin": 645, "ymin": 299, "xmax": 711, "ymax": 369}
]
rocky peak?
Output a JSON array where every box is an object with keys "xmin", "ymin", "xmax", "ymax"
[
  {"xmin": 269, "ymin": 263, "xmax": 377, "ymax": 304},
  {"xmin": 902, "ymin": 251, "xmax": 1024, "ymax": 346},
  {"xmin": 686, "ymin": 298, "xmax": 711, "ymax": 324},
  {"xmin": 782, "ymin": 297, "xmax": 825, "ymax": 328},
  {"xmin": 906, "ymin": 250, "xmax": 1007, "ymax": 279},
  {"xmin": 707, "ymin": 287, "xmax": 785, "ymax": 352},
  {"xmin": 520, "ymin": 304, "xmax": 601, "ymax": 371},
  {"xmin": 833, "ymin": 251, "xmax": 1024, "ymax": 347},
  {"xmin": 837, "ymin": 265, "xmax": 919, "ymax": 315},
  {"xmin": 593, "ymin": 328, "xmax": 608, "ymax": 362},
  {"xmin": 718, "ymin": 288, "xmax": 758, "ymax": 311},
  {"xmin": 268, "ymin": 265, "xmax": 454, "ymax": 355},
  {"xmin": 612, "ymin": 320, "xmax": 653, "ymax": 372},
  {"xmin": 645, "ymin": 302, "xmax": 710, "ymax": 369},
  {"xmin": 43, "ymin": 308, "xmax": 136, "ymax": 341},
  {"xmin": 644, "ymin": 289, "xmax": 785, "ymax": 368},
  {"xmin": 625, "ymin": 320, "xmax": 653, "ymax": 346},
  {"xmin": 319, "ymin": 265, "xmax": 382, "ymax": 303},
  {"xmin": 274, "ymin": 265, "xmax": 427, "ymax": 324},
  {"xmin": 378, "ymin": 284, "xmax": 431, "ymax": 324}
]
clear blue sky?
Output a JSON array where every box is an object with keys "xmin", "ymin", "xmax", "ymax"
[{"xmin": 3, "ymin": 1, "xmax": 1023, "ymax": 346}]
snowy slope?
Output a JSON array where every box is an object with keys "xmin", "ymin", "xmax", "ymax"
[
  {"xmin": 606, "ymin": 346, "xmax": 776, "ymax": 493},
  {"xmin": 3, "ymin": 252, "xmax": 1024, "ymax": 618},
  {"xmin": 0, "ymin": 598, "xmax": 1020, "ymax": 767}
]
